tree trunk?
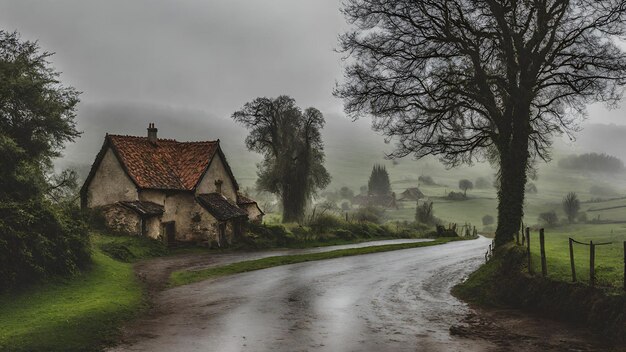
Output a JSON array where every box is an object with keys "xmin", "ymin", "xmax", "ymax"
[
  {"xmin": 495, "ymin": 127, "xmax": 530, "ymax": 247},
  {"xmin": 282, "ymin": 185, "xmax": 301, "ymax": 223}
]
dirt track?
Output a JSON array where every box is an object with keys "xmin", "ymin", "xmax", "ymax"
[{"xmin": 110, "ymin": 237, "xmax": 612, "ymax": 352}]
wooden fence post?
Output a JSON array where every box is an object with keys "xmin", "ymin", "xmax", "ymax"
[
  {"xmin": 540, "ymin": 228, "xmax": 547, "ymax": 277},
  {"xmin": 569, "ymin": 238, "xmax": 576, "ymax": 282},
  {"xmin": 526, "ymin": 227, "xmax": 532, "ymax": 274},
  {"xmin": 590, "ymin": 240, "xmax": 595, "ymax": 287}
]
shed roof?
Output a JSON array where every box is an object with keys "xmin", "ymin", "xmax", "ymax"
[
  {"xmin": 197, "ymin": 193, "xmax": 248, "ymax": 221},
  {"xmin": 118, "ymin": 200, "xmax": 164, "ymax": 217}
]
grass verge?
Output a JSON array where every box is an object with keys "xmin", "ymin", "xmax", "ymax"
[
  {"xmin": 0, "ymin": 250, "xmax": 143, "ymax": 352},
  {"xmin": 453, "ymin": 244, "xmax": 626, "ymax": 343},
  {"xmin": 0, "ymin": 233, "xmax": 170, "ymax": 352},
  {"xmin": 170, "ymin": 236, "xmax": 472, "ymax": 287}
]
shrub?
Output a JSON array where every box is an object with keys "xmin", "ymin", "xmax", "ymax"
[
  {"xmin": 353, "ymin": 205, "xmax": 385, "ymax": 224},
  {"xmin": 334, "ymin": 229, "xmax": 355, "ymax": 240},
  {"xmin": 538, "ymin": 211, "xmax": 559, "ymax": 227},
  {"xmin": 245, "ymin": 223, "xmax": 295, "ymax": 247},
  {"xmin": 447, "ymin": 191, "xmax": 467, "ymax": 201},
  {"xmin": 418, "ymin": 175, "xmax": 436, "ymax": 186},
  {"xmin": 431, "ymin": 225, "xmax": 459, "ymax": 237},
  {"xmin": 482, "ymin": 215, "xmax": 495, "ymax": 226},
  {"xmin": 310, "ymin": 213, "xmax": 344, "ymax": 233},
  {"xmin": 0, "ymin": 201, "xmax": 91, "ymax": 290},
  {"xmin": 577, "ymin": 211, "xmax": 588, "ymax": 223},
  {"xmin": 341, "ymin": 201, "xmax": 351, "ymax": 211},
  {"xmin": 415, "ymin": 202, "xmax": 435, "ymax": 225},
  {"xmin": 291, "ymin": 226, "xmax": 312, "ymax": 241}
]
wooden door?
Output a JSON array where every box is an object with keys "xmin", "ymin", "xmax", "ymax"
[
  {"xmin": 164, "ymin": 221, "xmax": 176, "ymax": 247},
  {"xmin": 218, "ymin": 222, "xmax": 227, "ymax": 247}
]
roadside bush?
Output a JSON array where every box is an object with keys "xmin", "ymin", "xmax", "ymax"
[
  {"xmin": 482, "ymin": 215, "xmax": 494, "ymax": 226},
  {"xmin": 334, "ymin": 229, "xmax": 355, "ymax": 240},
  {"xmin": 0, "ymin": 201, "xmax": 91, "ymax": 290},
  {"xmin": 430, "ymin": 225, "xmax": 459, "ymax": 238},
  {"xmin": 577, "ymin": 211, "xmax": 588, "ymax": 223},
  {"xmin": 245, "ymin": 223, "xmax": 295, "ymax": 247},
  {"xmin": 538, "ymin": 210, "xmax": 559, "ymax": 227},
  {"xmin": 353, "ymin": 205, "xmax": 385, "ymax": 224},
  {"xmin": 310, "ymin": 213, "xmax": 344, "ymax": 233},
  {"xmin": 291, "ymin": 226, "xmax": 313, "ymax": 241}
]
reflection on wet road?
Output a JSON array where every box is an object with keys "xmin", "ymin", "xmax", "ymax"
[
  {"xmin": 110, "ymin": 236, "xmax": 606, "ymax": 351},
  {"xmin": 111, "ymin": 237, "xmax": 499, "ymax": 351}
]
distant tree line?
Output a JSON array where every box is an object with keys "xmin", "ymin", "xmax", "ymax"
[{"xmin": 558, "ymin": 153, "xmax": 624, "ymax": 173}]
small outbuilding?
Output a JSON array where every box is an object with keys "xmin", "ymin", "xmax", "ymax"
[{"xmin": 398, "ymin": 187, "xmax": 425, "ymax": 201}]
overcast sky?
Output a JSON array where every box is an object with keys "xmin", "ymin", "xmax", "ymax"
[
  {"xmin": 0, "ymin": 0, "xmax": 349, "ymax": 117},
  {"xmin": 2, "ymin": 0, "xmax": 626, "ymax": 174}
]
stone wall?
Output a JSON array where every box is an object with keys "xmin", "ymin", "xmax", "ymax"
[
  {"xmin": 101, "ymin": 204, "xmax": 141, "ymax": 236},
  {"xmin": 241, "ymin": 203, "xmax": 263, "ymax": 223}
]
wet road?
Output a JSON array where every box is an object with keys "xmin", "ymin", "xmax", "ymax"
[{"xmin": 110, "ymin": 237, "xmax": 603, "ymax": 352}]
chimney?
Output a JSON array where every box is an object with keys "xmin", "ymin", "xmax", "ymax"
[{"xmin": 147, "ymin": 123, "xmax": 158, "ymax": 144}]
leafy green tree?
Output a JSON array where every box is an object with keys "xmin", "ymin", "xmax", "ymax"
[
  {"xmin": 336, "ymin": 0, "xmax": 626, "ymax": 246},
  {"xmin": 415, "ymin": 201, "xmax": 435, "ymax": 225},
  {"xmin": 339, "ymin": 186, "xmax": 354, "ymax": 200},
  {"xmin": 458, "ymin": 179, "xmax": 473, "ymax": 196},
  {"xmin": 368, "ymin": 164, "xmax": 391, "ymax": 196},
  {"xmin": 0, "ymin": 31, "xmax": 88, "ymax": 289},
  {"xmin": 232, "ymin": 95, "xmax": 331, "ymax": 223}
]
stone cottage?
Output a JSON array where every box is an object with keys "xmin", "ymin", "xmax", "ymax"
[{"xmin": 80, "ymin": 123, "xmax": 264, "ymax": 246}]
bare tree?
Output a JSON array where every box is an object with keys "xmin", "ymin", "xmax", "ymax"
[
  {"xmin": 336, "ymin": 0, "xmax": 626, "ymax": 245},
  {"xmin": 562, "ymin": 192, "xmax": 580, "ymax": 223}
]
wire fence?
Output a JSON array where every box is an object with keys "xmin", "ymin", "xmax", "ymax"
[{"xmin": 509, "ymin": 227, "xmax": 626, "ymax": 291}]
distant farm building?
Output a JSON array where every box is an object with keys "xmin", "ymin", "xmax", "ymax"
[
  {"xmin": 398, "ymin": 187, "xmax": 425, "ymax": 201},
  {"xmin": 81, "ymin": 123, "xmax": 263, "ymax": 247}
]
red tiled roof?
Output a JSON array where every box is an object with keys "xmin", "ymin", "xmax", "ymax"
[{"xmin": 107, "ymin": 135, "xmax": 219, "ymax": 190}]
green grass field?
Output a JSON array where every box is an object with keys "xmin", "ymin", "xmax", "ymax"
[{"xmin": 524, "ymin": 224, "xmax": 626, "ymax": 291}]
